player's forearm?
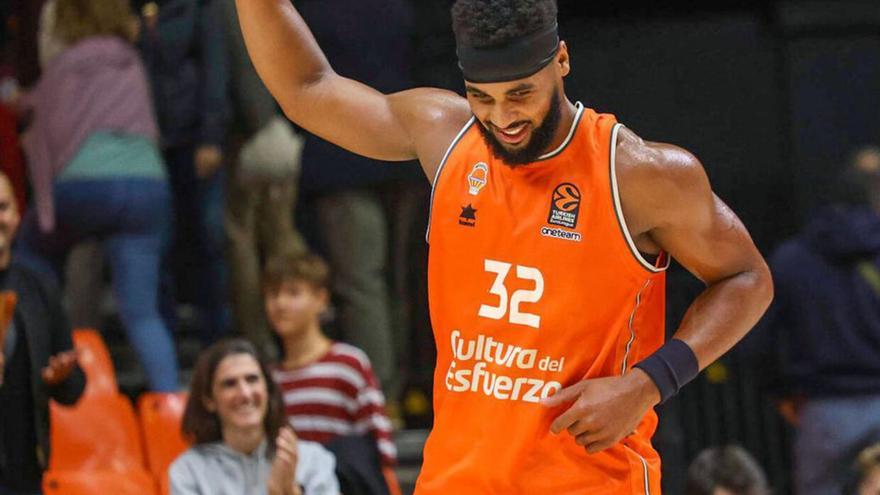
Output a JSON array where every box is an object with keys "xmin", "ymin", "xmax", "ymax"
[
  {"xmin": 672, "ymin": 263, "xmax": 774, "ymax": 370},
  {"xmin": 233, "ymin": 0, "xmax": 332, "ymax": 112}
]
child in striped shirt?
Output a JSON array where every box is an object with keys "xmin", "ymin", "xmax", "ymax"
[{"xmin": 263, "ymin": 253, "xmax": 397, "ymax": 467}]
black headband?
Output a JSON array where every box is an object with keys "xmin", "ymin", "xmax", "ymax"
[{"xmin": 455, "ymin": 23, "xmax": 560, "ymax": 83}]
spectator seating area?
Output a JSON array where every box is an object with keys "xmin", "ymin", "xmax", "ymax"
[
  {"xmin": 45, "ymin": 329, "xmax": 188, "ymax": 495},
  {"xmin": 47, "ymin": 329, "xmax": 410, "ymax": 495}
]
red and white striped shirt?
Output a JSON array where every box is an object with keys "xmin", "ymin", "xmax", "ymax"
[{"xmin": 272, "ymin": 342, "xmax": 397, "ymax": 466}]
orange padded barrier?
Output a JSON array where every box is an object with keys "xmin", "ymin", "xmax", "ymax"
[
  {"xmin": 71, "ymin": 328, "xmax": 117, "ymax": 396},
  {"xmin": 49, "ymin": 393, "xmax": 145, "ymax": 472},
  {"xmin": 137, "ymin": 391, "xmax": 191, "ymax": 480},
  {"xmin": 43, "ymin": 469, "xmax": 157, "ymax": 495}
]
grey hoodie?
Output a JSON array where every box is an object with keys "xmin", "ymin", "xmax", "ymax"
[{"xmin": 169, "ymin": 439, "xmax": 339, "ymax": 495}]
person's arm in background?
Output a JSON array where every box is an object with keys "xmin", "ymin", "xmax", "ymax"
[
  {"xmin": 37, "ymin": 0, "xmax": 65, "ymax": 70},
  {"xmin": 42, "ymin": 274, "xmax": 84, "ymax": 404},
  {"xmin": 195, "ymin": 0, "xmax": 230, "ymax": 178},
  {"xmin": 218, "ymin": 0, "xmax": 276, "ymax": 135},
  {"xmin": 268, "ymin": 427, "xmax": 301, "ymax": 495}
]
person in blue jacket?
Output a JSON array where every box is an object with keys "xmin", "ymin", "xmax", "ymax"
[{"xmin": 746, "ymin": 146, "xmax": 880, "ymax": 495}]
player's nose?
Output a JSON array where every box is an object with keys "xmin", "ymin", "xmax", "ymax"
[{"xmin": 488, "ymin": 102, "xmax": 521, "ymax": 130}]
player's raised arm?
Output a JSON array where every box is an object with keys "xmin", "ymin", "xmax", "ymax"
[{"xmin": 234, "ymin": 0, "xmax": 468, "ymax": 169}]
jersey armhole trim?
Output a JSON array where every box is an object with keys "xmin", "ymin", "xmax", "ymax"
[
  {"xmin": 426, "ymin": 116, "xmax": 477, "ymax": 243},
  {"xmin": 610, "ymin": 123, "xmax": 669, "ymax": 274}
]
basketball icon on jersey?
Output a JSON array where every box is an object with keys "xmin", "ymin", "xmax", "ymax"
[
  {"xmin": 467, "ymin": 162, "xmax": 489, "ymax": 196},
  {"xmin": 548, "ymin": 183, "xmax": 581, "ymax": 228}
]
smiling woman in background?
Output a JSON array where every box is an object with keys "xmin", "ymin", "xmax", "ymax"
[{"xmin": 169, "ymin": 338, "xmax": 340, "ymax": 495}]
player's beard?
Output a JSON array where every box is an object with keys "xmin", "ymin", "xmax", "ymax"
[{"xmin": 476, "ymin": 88, "xmax": 563, "ymax": 167}]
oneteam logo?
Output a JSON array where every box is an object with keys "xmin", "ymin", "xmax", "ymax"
[{"xmin": 540, "ymin": 227, "xmax": 582, "ymax": 242}]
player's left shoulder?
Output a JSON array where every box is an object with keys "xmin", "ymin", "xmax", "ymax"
[
  {"xmin": 615, "ymin": 126, "xmax": 713, "ymax": 232},
  {"xmin": 615, "ymin": 127, "xmax": 708, "ymax": 196}
]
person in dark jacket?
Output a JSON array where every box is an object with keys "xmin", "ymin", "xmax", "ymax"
[
  {"xmin": 0, "ymin": 172, "xmax": 85, "ymax": 494},
  {"xmin": 295, "ymin": 0, "xmax": 418, "ymax": 403},
  {"xmin": 135, "ymin": 0, "xmax": 231, "ymax": 343},
  {"xmin": 216, "ymin": 0, "xmax": 306, "ymax": 359},
  {"xmin": 746, "ymin": 146, "xmax": 880, "ymax": 495}
]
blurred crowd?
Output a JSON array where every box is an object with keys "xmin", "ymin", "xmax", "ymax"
[
  {"xmin": 0, "ymin": 0, "xmax": 878, "ymax": 494},
  {"xmin": 1, "ymin": 0, "xmax": 426, "ymax": 492}
]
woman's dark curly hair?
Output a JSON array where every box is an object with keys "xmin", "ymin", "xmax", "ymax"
[{"xmin": 451, "ymin": 0, "xmax": 558, "ymax": 47}]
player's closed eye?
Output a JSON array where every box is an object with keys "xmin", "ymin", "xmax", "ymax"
[{"xmin": 467, "ymin": 90, "xmax": 491, "ymax": 101}]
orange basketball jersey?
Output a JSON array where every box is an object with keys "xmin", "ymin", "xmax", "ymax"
[{"xmin": 417, "ymin": 103, "xmax": 670, "ymax": 494}]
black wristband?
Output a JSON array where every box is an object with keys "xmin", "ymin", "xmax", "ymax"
[{"xmin": 633, "ymin": 339, "xmax": 699, "ymax": 404}]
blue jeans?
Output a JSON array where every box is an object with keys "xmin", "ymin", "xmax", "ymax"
[
  {"xmin": 794, "ymin": 395, "xmax": 880, "ymax": 495},
  {"xmin": 16, "ymin": 178, "xmax": 179, "ymax": 391}
]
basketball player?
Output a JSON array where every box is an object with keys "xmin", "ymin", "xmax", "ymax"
[{"xmin": 234, "ymin": 0, "xmax": 773, "ymax": 492}]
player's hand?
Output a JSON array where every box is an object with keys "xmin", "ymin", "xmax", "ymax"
[
  {"xmin": 542, "ymin": 369, "xmax": 660, "ymax": 454},
  {"xmin": 41, "ymin": 350, "xmax": 78, "ymax": 387},
  {"xmin": 194, "ymin": 145, "xmax": 223, "ymax": 178},
  {"xmin": 268, "ymin": 426, "xmax": 299, "ymax": 495},
  {"xmin": 0, "ymin": 290, "xmax": 16, "ymax": 387}
]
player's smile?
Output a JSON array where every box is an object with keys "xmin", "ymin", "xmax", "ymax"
[{"xmin": 492, "ymin": 121, "xmax": 531, "ymax": 146}]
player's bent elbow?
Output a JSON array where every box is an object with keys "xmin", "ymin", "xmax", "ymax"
[{"xmin": 750, "ymin": 261, "xmax": 774, "ymax": 316}]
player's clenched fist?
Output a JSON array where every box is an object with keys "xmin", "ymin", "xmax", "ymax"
[{"xmin": 542, "ymin": 369, "xmax": 661, "ymax": 454}]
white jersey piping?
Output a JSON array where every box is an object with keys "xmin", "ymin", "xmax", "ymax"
[
  {"xmin": 625, "ymin": 445, "xmax": 651, "ymax": 495},
  {"xmin": 621, "ymin": 280, "xmax": 652, "ymax": 375},
  {"xmin": 425, "ymin": 116, "xmax": 477, "ymax": 242},
  {"xmin": 610, "ymin": 123, "xmax": 668, "ymax": 274}
]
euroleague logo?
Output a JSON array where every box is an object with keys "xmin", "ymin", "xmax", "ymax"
[
  {"xmin": 547, "ymin": 183, "xmax": 581, "ymax": 229},
  {"xmin": 553, "ymin": 183, "xmax": 581, "ymax": 212}
]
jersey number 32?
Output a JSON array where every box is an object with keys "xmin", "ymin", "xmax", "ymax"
[{"xmin": 478, "ymin": 259, "xmax": 544, "ymax": 329}]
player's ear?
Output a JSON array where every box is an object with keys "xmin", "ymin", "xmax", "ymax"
[{"xmin": 556, "ymin": 41, "xmax": 571, "ymax": 78}]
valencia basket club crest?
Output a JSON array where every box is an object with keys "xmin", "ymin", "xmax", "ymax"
[
  {"xmin": 548, "ymin": 183, "xmax": 581, "ymax": 229},
  {"xmin": 467, "ymin": 162, "xmax": 489, "ymax": 196}
]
